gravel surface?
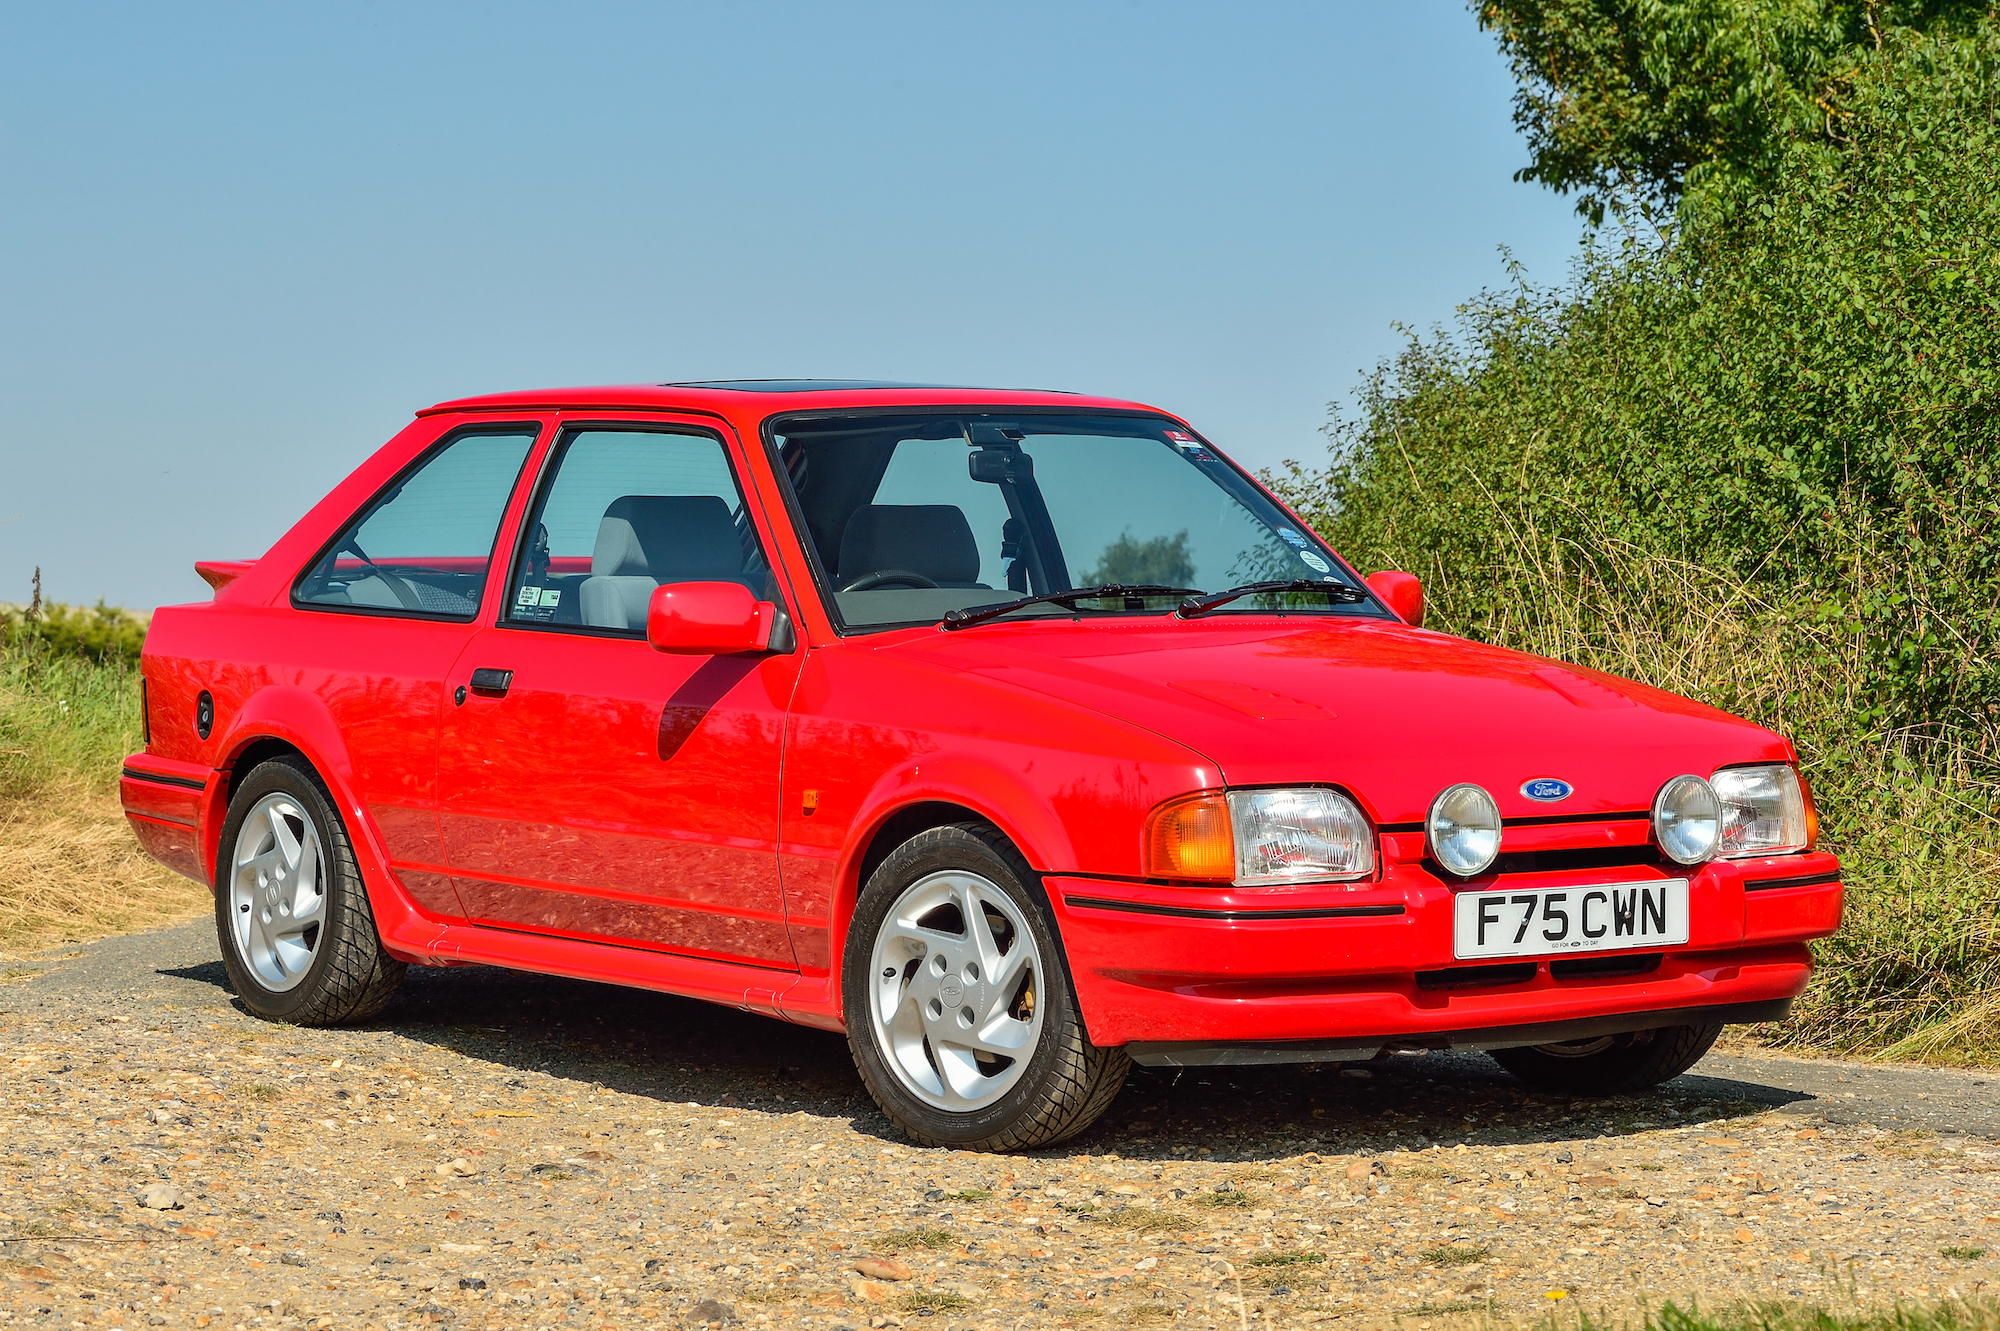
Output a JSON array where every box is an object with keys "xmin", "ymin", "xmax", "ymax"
[{"xmin": 3, "ymin": 920, "xmax": 1996, "ymax": 1329}]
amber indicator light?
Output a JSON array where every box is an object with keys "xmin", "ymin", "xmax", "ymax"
[{"xmin": 1143, "ymin": 792, "xmax": 1233, "ymax": 880}]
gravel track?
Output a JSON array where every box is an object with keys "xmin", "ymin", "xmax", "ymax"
[{"xmin": 3, "ymin": 920, "xmax": 1996, "ymax": 1329}]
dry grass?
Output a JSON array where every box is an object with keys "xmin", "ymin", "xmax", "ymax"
[
  {"xmin": 875, "ymin": 1227, "xmax": 955, "ymax": 1252},
  {"xmin": 1088, "ymin": 1205, "xmax": 1195, "ymax": 1233},
  {"xmin": 0, "ymin": 635, "xmax": 209, "ymax": 957},
  {"xmin": 0, "ymin": 787, "xmax": 206, "ymax": 954}
]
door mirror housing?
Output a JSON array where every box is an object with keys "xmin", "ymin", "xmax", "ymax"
[
  {"xmin": 646, "ymin": 582, "xmax": 795, "ymax": 655},
  {"xmin": 1366, "ymin": 570, "xmax": 1425, "ymax": 627}
]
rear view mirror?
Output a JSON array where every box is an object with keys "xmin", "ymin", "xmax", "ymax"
[
  {"xmin": 968, "ymin": 448, "xmax": 1034, "ymax": 483},
  {"xmin": 646, "ymin": 582, "xmax": 795, "ymax": 655},
  {"xmin": 1366, "ymin": 571, "xmax": 1425, "ymax": 627}
]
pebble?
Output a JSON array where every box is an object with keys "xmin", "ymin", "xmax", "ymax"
[
  {"xmin": 133, "ymin": 1181, "xmax": 184, "ymax": 1210},
  {"xmin": 851, "ymin": 1256, "xmax": 914, "ymax": 1280},
  {"xmin": 689, "ymin": 1295, "xmax": 735, "ymax": 1323}
]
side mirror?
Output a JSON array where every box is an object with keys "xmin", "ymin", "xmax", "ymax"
[
  {"xmin": 646, "ymin": 582, "xmax": 795, "ymax": 655},
  {"xmin": 1365, "ymin": 571, "xmax": 1424, "ymax": 627}
]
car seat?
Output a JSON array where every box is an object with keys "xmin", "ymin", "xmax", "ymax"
[
  {"xmin": 835, "ymin": 505, "xmax": 985, "ymax": 588},
  {"xmin": 578, "ymin": 495, "xmax": 748, "ymax": 630}
]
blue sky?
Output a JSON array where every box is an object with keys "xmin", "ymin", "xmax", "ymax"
[{"xmin": 0, "ymin": 2, "xmax": 1581, "ymax": 611}]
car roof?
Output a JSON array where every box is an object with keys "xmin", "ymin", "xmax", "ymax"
[{"xmin": 417, "ymin": 379, "xmax": 1171, "ymax": 418}]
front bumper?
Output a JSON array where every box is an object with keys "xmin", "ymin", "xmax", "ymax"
[
  {"xmin": 1046, "ymin": 851, "xmax": 1840, "ymax": 1050},
  {"xmin": 1124, "ymin": 997, "xmax": 1795, "ymax": 1066}
]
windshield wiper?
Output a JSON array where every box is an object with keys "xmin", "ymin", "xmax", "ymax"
[
  {"xmin": 940, "ymin": 584, "xmax": 1201, "ymax": 631},
  {"xmin": 1176, "ymin": 579, "xmax": 1369, "ymax": 619}
]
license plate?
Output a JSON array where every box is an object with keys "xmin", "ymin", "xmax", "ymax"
[{"xmin": 1453, "ymin": 879, "xmax": 1689, "ymax": 960}]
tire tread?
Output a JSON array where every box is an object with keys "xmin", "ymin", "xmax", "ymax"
[
  {"xmin": 845, "ymin": 822, "xmax": 1129, "ymax": 1152},
  {"xmin": 216, "ymin": 756, "xmax": 405, "ymax": 1027},
  {"xmin": 1489, "ymin": 1020, "xmax": 1724, "ymax": 1094}
]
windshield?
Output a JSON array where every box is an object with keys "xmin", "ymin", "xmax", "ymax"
[{"xmin": 769, "ymin": 411, "xmax": 1379, "ymax": 630}]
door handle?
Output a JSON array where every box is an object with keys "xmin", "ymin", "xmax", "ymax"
[{"xmin": 469, "ymin": 668, "xmax": 514, "ymax": 697}]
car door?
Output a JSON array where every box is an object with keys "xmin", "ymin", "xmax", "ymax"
[
  {"xmin": 434, "ymin": 418, "xmax": 805, "ymax": 967},
  {"xmin": 289, "ymin": 418, "xmax": 547, "ymax": 920}
]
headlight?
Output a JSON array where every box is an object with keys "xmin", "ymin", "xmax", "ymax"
[
  {"xmin": 1427, "ymin": 783, "xmax": 1500, "ymax": 877},
  {"xmin": 1144, "ymin": 788, "xmax": 1375, "ymax": 884},
  {"xmin": 1653, "ymin": 774, "xmax": 1721, "ymax": 865},
  {"xmin": 1711, "ymin": 764, "xmax": 1812, "ymax": 857}
]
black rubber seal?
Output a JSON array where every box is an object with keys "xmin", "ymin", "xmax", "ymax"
[
  {"xmin": 1064, "ymin": 896, "xmax": 1405, "ymax": 921},
  {"xmin": 121, "ymin": 766, "xmax": 207, "ymax": 791}
]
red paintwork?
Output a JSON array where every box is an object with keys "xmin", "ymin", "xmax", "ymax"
[
  {"xmin": 123, "ymin": 382, "xmax": 1842, "ymax": 1054},
  {"xmin": 646, "ymin": 582, "xmax": 777, "ymax": 655},
  {"xmin": 1366, "ymin": 570, "xmax": 1424, "ymax": 627},
  {"xmin": 194, "ymin": 561, "xmax": 254, "ymax": 593}
]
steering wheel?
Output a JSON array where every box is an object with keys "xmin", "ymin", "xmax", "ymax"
[{"xmin": 839, "ymin": 568, "xmax": 940, "ymax": 592}]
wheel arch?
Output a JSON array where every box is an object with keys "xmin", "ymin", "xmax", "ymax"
[
  {"xmin": 830, "ymin": 788, "xmax": 1082, "ymax": 1029},
  {"xmin": 207, "ymin": 685, "xmax": 431, "ymax": 953}
]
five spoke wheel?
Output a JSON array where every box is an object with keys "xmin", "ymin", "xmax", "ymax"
[
  {"xmin": 867, "ymin": 869, "xmax": 1044, "ymax": 1112},
  {"xmin": 227, "ymin": 792, "xmax": 328, "ymax": 993}
]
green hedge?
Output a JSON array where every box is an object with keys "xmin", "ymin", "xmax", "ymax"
[
  {"xmin": 1275, "ymin": 23, "xmax": 2000, "ymax": 1058},
  {"xmin": 0, "ymin": 602, "xmax": 149, "ymax": 667}
]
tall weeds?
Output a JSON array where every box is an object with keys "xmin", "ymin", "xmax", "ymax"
[
  {"xmin": 0, "ymin": 620, "xmax": 205, "ymax": 953},
  {"xmin": 1275, "ymin": 24, "xmax": 2000, "ymax": 1061}
]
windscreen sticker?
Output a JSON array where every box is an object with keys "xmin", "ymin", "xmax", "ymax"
[
  {"xmin": 1276, "ymin": 528, "xmax": 1308, "ymax": 547},
  {"xmin": 1164, "ymin": 429, "xmax": 1216, "ymax": 461},
  {"xmin": 512, "ymin": 585, "xmax": 563, "ymax": 621},
  {"xmin": 1298, "ymin": 550, "xmax": 1332, "ymax": 574}
]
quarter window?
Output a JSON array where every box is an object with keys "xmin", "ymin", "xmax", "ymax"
[
  {"xmin": 295, "ymin": 427, "xmax": 537, "ymax": 619},
  {"xmin": 507, "ymin": 428, "xmax": 776, "ymax": 633}
]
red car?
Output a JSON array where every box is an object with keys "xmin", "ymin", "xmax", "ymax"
[{"xmin": 121, "ymin": 381, "xmax": 1842, "ymax": 1150}]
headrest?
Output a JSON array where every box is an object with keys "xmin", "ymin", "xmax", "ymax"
[
  {"xmin": 837, "ymin": 505, "xmax": 980, "ymax": 584},
  {"xmin": 591, "ymin": 495, "xmax": 743, "ymax": 580}
]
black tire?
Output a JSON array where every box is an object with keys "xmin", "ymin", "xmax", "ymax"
[
  {"xmin": 213, "ymin": 756, "xmax": 405, "ymax": 1025},
  {"xmin": 843, "ymin": 823, "xmax": 1129, "ymax": 1151},
  {"xmin": 1487, "ymin": 1021, "xmax": 1723, "ymax": 1094}
]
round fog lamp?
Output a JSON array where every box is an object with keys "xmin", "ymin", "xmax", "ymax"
[
  {"xmin": 1427, "ymin": 783, "xmax": 1501, "ymax": 877},
  {"xmin": 1653, "ymin": 774, "xmax": 1721, "ymax": 865}
]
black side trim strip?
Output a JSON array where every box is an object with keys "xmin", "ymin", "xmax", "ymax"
[
  {"xmin": 1065, "ymin": 896, "xmax": 1405, "ymax": 921},
  {"xmin": 1503, "ymin": 809, "xmax": 1651, "ymax": 827},
  {"xmin": 121, "ymin": 766, "xmax": 208, "ymax": 791},
  {"xmin": 1379, "ymin": 821, "xmax": 1423, "ymax": 834},
  {"xmin": 1743, "ymin": 872, "xmax": 1841, "ymax": 893}
]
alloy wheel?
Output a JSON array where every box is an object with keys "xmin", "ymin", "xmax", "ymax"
[
  {"xmin": 227, "ymin": 792, "xmax": 327, "ymax": 992},
  {"xmin": 866, "ymin": 869, "xmax": 1046, "ymax": 1112}
]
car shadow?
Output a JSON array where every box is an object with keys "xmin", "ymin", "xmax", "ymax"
[{"xmin": 159, "ymin": 956, "xmax": 1821, "ymax": 1162}]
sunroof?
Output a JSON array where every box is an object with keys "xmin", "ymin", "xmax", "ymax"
[{"xmin": 663, "ymin": 379, "xmax": 969, "ymax": 393}]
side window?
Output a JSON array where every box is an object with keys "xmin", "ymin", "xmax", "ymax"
[
  {"xmin": 507, "ymin": 428, "xmax": 776, "ymax": 633},
  {"xmin": 295, "ymin": 427, "xmax": 537, "ymax": 618}
]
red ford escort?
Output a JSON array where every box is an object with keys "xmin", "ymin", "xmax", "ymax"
[{"xmin": 121, "ymin": 381, "xmax": 1842, "ymax": 1150}]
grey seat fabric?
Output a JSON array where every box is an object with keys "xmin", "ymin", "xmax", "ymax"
[
  {"xmin": 836, "ymin": 505, "xmax": 982, "ymax": 587},
  {"xmin": 578, "ymin": 494, "xmax": 747, "ymax": 630}
]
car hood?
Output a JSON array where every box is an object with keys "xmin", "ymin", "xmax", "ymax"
[{"xmin": 890, "ymin": 616, "xmax": 1792, "ymax": 825}]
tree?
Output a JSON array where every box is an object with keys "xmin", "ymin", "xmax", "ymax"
[{"xmin": 1476, "ymin": 0, "xmax": 1986, "ymax": 220}]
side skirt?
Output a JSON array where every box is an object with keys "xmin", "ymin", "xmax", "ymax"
[{"xmin": 379, "ymin": 917, "xmax": 844, "ymax": 1033}]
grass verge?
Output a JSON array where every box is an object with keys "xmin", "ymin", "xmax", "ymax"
[
  {"xmin": 0, "ymin": 628, "xmax": 207, "ymax": 955},
  {"xmin": 1601, "ymin": 1300, "xmax": 2000, "ymax": 1331}
]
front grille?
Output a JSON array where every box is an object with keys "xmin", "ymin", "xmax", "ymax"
[
  {"xmin": 1415, "ymin": 961, "xmax": 1537, "ymax": 991},
  {"xmin": 1550, "ymin": 952, "xmax": 1663, "ymax": 980},
  {"xmin": 1484, "ymin": 845, "xmax": 1664, "ymax": 876}
]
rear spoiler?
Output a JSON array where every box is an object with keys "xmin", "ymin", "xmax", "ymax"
[{"xmin": 195, "ymin": 560, "xmax": 255, "ymax": 593}]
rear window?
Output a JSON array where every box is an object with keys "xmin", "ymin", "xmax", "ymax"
[{"xmin": 294, "ymin": 427, "xmax": 537, "ymax": 619}]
